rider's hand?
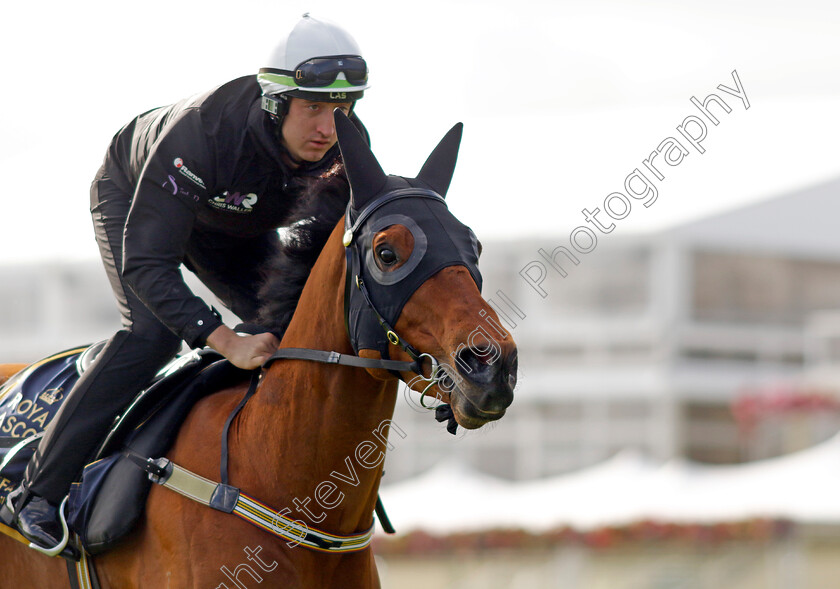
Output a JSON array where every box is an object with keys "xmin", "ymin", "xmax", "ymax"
[{"xmin": 206, "ymin": 325, "xmax": 280, "ymax": 370}]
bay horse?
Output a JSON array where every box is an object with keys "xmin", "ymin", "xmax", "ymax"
[
  {"xmin": 0, "ymin": 366, "xmax": 25, "ymax": 388},
  {"xmin": 0, "ymin": 112, "xmax": 517, "ymax": 588}
]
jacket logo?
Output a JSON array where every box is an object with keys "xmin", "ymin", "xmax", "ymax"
[
  {"xmin": 209, "ymin": 191, "xmax": 258, "ymax": 213},
  {"xmin": 173, "ymin": 157, "xmax": 206, "ymax": 189},
  {"xmin": 161, "ymin": 175, "xmax": 200, "ymax": 202}
]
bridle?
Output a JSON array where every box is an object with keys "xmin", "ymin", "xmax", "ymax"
[{"xmin": 262, "ymin": 187, "xmax": 453, "ymax": 396}]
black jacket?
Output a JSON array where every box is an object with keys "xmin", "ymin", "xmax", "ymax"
[{"xmin": 103, "ymin": 75, "xmax": 366, "ymax": 347}]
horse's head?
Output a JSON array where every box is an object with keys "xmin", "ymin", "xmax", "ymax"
[{"xmin": 335, "ymin": 112, "xmax": 517, "ymax": 430}]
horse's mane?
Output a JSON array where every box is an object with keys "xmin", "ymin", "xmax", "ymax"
[{"xmin": 256, "ymin": 161, "xmax": 349, "ymax": 338}]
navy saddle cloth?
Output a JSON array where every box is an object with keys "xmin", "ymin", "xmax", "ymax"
[
  {"xmin": 0, "ymin": 345, "xmax": 91, "ymax": 499},
  {"xmin": 0, "ymin": 343, "xmax": 248, "ymax": 555}
]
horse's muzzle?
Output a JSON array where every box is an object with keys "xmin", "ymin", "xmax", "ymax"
[{"xmin": 450, "ymin": 344, "xmax": 517, "ymax": 426}]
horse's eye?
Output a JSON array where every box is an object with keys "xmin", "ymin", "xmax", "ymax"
[{"xmin": 377, "ymin": 247, "xmax": 398, "ymax": 265}]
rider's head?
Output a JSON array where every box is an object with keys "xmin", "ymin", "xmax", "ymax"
[{"xmin": 257, "ymin": 14, "xmax": 369, "ymax": 164}]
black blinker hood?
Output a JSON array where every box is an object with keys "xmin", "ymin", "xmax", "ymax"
[{"xmin": 335, "ymin": 111, "xmax": 482, "ymax": 357}]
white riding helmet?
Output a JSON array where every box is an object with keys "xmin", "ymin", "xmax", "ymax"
[{"xmin": 258, "ymin": 13, "xmax": 369, "ymax": 114}]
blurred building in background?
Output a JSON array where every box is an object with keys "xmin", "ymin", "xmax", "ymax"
[{"xmin": 2, "ymin": 177, "xmax": 840, "ymax": 485}]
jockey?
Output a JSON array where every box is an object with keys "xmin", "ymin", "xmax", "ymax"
[{"xmin": 1, "ymin": 14, "xmax": 370, "ymax": 553}]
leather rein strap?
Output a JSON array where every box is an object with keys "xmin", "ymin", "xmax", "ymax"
[{"xmin": 264, "ymin": 347, "xmax": 418, "ymax": 373}]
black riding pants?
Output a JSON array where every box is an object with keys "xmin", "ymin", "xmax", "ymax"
[{"xmin": 26, "ymin": 168, "xmax": 186, "ymax": 503}]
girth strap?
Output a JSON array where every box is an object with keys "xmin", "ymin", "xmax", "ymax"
[
  {"xmin": 66, "ymin": 541, "xmax": 100, "ymax": 589},
  {"xmin": 124, "ymin": 453, "xmax": 375, "ymax": 553}
]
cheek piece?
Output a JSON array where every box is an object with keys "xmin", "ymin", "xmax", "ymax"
[{"xmin": 343, "ymin": 188, "xmax": 482, "ymax": 361}]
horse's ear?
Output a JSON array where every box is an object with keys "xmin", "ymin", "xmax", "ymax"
[
  {"xmin": 334, "ymin": 109, "xmax": 387, "ymax": 210},
  {"xmin": 416, "ymin": 122, "xmax": 463, "ymax": 198}
]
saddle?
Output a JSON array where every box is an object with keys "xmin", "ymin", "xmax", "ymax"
[{"xmin": 0, "ymin": 343, "xmax": 249, "ymax": 555}]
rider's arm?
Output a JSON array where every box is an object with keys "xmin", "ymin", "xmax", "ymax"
[{"xmin": 121, "ymin": 115, "xmax": 224, "ymax": 349}]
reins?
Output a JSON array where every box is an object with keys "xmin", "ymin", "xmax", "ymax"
[{"xmin": 265, "ymin": 347, "xmax": 417, "ymax": 374}]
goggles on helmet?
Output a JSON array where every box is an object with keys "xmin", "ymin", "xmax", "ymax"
[
  {"xmin": 295, "ymin": 56, "xmax": 367, "ymax": 87},
  {"xmin": 259, "ymin": 55, "xmax": 367, "ymax": 90}
]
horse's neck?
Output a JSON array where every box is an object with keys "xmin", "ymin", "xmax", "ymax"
[{"xmin": 239, "ymin": 222, "xmax": 398, "ymax": 533}]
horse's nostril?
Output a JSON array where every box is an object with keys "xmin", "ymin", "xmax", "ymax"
[{"xmin": 456, "ymin": 347, "xmax": 495, "ymax": 384}]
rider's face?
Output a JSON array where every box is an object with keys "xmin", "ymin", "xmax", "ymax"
[{"xmin": 280, "ymin": 98, "xmax": 353, "ymax": 165}]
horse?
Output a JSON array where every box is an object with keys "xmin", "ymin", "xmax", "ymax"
[
  {"xmin": 0, "ymin": 366, "xmax": 25, "ymax": 388},
  {"xmin": 0, "ymin": 111, "xmax": 517, "ymax": 588}
]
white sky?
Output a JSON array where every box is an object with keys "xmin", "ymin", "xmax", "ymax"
[{"xmin": 2, "ymin": 0, "xmax": 839, "ymax": 264}]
